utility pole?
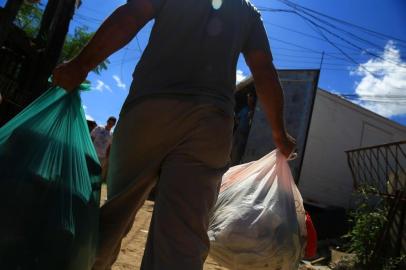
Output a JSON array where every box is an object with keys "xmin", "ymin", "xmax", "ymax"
[{"xmin": 319, "ymin": 51, "xmax": 325, "ymax": 70}]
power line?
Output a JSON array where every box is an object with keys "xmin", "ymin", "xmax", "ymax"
[
  {"xmin": 75, "ymin": 13, "xmax": 104, "ymax": 23},
  {"xmin": 260, "ymin": 6, "xmax": 405, "ymax": 67},
  {"xmin": 72, "ymin": 18, "xmax": 98, "ymax": 28},
  {"xmin": 276, "ymin": 1, "xmax": 393, "ymax": 51},
  {"xmin": 270, "ymin": 46, "xmax": 357, "ymax": 55},
  {"xmin": 79, "ymin": 5, "xmax": 106, "ymax": 15},
  {"xmin": 269, "ymin": 36, "xmax": 356, "ymax": 63},
  {"xmin": 135, "ymin": 36, "xmax": 143, "ymax": 52},
  {"xmin": 276, "ymin": 65, "xmax": 349, "ymax": 71},
  {"xmin": 263, "ymin": 20, "xmax": 361, "ymax": 53},
  {"xmin": 260, "ymin": 3, "xmax": 406, "ymax": 87},
  {"xmin": 273, "ymin": 53, "xmax": 323, "ymax": 59},
  {"xmin": 273, "ymin": 55, "xmax": 353, "ymax": 65},
  {"xmin": 276, "ymin": 1, "xmax": 406, "ymax": 61},
  {"xmin": 301, "ymin": 16, "xmax": 377, "ymax": 74},
  {"xmin": 270, "ymin": 36, "xmax": 321, "ymax": 54},
  {"xmin": 274, "ymin": 59, "xmax": 355, "ymax": 67},
  {"xmin": 300, "ymin": 12, "xmax": 406, "ymax": 76},
  {"xmin": 274, "ymin": 0, "xmax": 406, "ymax": 45},
  {"xmin": 274, "ymin": 52, "xmax": 360, "ymax": 63},
  {"xmin": 260, "ymin": 9, "xmax": 382, "ymax": 66}
]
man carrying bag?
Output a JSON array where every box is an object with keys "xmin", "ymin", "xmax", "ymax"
[{"xmin": 52, "ymin": 0, "xmax": 296, "ymax": 269}]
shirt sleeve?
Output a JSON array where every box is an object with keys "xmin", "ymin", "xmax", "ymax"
[
  {"xmin": 242, "ymin": 11, "xmax": 272, "ymax": 57},
  {"xmin": 151, "ymin": 0, "xmax": 165, "ymax": 11}
]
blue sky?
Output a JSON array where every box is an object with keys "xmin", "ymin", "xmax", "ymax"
[{"xmin": 2, "ymin": 0, "xmax": 406, "ymax": 126}]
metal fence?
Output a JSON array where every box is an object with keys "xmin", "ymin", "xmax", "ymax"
[
  {"xmin": 346, "ymin": 141, "xmax": 406, "ymax": 200},
  {"xmin": 346, "ymin": 141, "xmax": 406, "ymax": 260}
]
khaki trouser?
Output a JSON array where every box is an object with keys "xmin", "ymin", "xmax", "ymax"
[
  {"xmin": 93, "ymin": 97, "xmax": 233, "ymax": 270},
  {"xmin": 97, "ymin": 157, "xmax": 108, "ymax": 182}
]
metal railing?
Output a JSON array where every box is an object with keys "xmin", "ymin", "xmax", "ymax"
[
  {"xmin": 346, "ymin": 141, "xmax": 406, "ymax": 260},
  {"xmin": 346, "ymin": 141, "xmax": 406, "ymax": 200}
]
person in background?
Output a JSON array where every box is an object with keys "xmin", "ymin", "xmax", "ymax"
[
  {"xmin": 91, "ymin": 116, "xmax": 116, "ymax": 180},
  {"xmin": 231, "ymin": 92, "xmax": 257, "ymax": 165},
  {"xmin": 87, "ymin": 120, "xmax": 97, "ymax": 133}
]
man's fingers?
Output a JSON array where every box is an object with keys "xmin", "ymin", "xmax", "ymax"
[
  {"xmin": 287, "ymin": 147, "xmax": 298, "ymax": 160},
  {"xmin": 287, "ymin": 152, "xmax": 298, "ymax": 161},
  {"xmin": 51, "ymin": 70, "xmax": 58, "ymax": 86},
  {"xmin": 51, "ymin": 62, "xmax": 88, "ymax": 93},
  {"xmin": 277, "ymin": 141, "xmax": 297, "ymax": 159}
]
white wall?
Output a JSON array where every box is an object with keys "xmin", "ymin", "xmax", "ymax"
[{"xmin": 298, "ymin": 89, "xmax": 406, "ymax": 208}]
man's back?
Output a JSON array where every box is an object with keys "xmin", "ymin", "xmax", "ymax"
[
  {"xmin": 51, "ymin": 1, "xmax": 295, "ymax": 268},
  {"xmin": 128, "ymin": 0, "xmax": 270, "ymax": 113},
  {"xmin": 91, "ymin": 126, "xmax": 112, "ymax": 159}
]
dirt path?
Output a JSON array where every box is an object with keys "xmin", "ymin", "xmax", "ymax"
[{"xmin": 101, "ymin": 187, "xmax": 227, "ymax": 270}]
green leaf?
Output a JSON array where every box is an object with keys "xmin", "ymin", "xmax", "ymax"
[{"xmin": 15, "ymin": 3, "xmax": 109, "ymax": 76}]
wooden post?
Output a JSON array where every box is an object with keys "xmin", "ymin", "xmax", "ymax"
[
  {"xmin": 0, "ymin": 0, "xmax": 24, "ymax": 46},
  {"xmin": 23, "ymin": 0, "xmax": 77, "ymax": 98}
]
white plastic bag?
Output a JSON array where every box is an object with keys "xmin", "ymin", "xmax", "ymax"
[{"xmin": 209, "ymin": 150, "xmax": 307, "ymax": 270}]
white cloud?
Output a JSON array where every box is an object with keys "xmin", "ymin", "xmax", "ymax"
[
  {"xmin": 85, "ymin": 114, "xmax": 95, "ymax": 121},
  {"xmin": 236, "ymin": 69, "xmax": 247, "ymax": 84},
  {"xmin": 82, "ymin": 104, "xmax": 95, "ymax": 121},
  {"xmin": 92, "ymin": 80, "xmax": 112, "ymax": 92},
  {"xmin": 113, "ymin": 75, "xmax": 127, "ymax": 89},
  {"xmin": 351, "ymin": 41, "xmax": 406, "ymax": 117}
]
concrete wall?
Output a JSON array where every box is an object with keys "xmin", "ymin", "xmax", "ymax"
[{"xmin": 298, "ymin": 89, "xmax": 406, "ymax": 208}]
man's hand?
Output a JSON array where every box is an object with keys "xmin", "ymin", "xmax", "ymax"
[
  {"xmin": 273, "ymin": 132, "xmax": 297, "ymax": 159},
  {"xmin": 52, "ymin": 59, "xmax": 89, "ymax": 92}
]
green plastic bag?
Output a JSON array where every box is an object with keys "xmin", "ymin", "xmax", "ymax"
[{"xmin": 0, "ymin": 85, "xmax": 101, "ymax": 270}]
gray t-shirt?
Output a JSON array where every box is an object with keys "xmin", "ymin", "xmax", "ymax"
[{"xmin": 124, "ymin": 0, "xmax": 271, "ymax": 115}]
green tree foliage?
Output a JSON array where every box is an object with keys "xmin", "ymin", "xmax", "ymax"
[
  {"xmin": 61, "ymin": 26, "xmax": 110, "ymax": 75},
  {"xmin": 344, "ymin": 187, "xmax": 388, "ymax": 265},
  {"xmin": 343, "ymin": 186, "xmax": 406, "ymax": 270},
  {"xmin": 14, "ymin": 2, "xmax": 108, "ymax": 74},
  {"xmin": 14, "ymin": 2, "xmax": 42, "ymax": 38}
]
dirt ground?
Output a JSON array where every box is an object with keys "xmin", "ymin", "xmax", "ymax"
[
  {"xmin": 100, "ymin": 187, "xmax": 227, "ymax": 270},
  {"xmin": 101, "ymin": 188, "xmax": 313, "ymax": 270}
]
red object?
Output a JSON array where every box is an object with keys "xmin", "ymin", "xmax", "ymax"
[{"xmin": 305, "ymin": 211, "xmax": 318, "ymax": 259}]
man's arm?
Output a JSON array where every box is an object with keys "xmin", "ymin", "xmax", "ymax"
[
  {"xmin": 52, "ymin": 0, "xmax": 156, "ymax": 91},
  {"xmin": 244, "ymin": 50, "xmax": 296, "ymax": 158}
]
